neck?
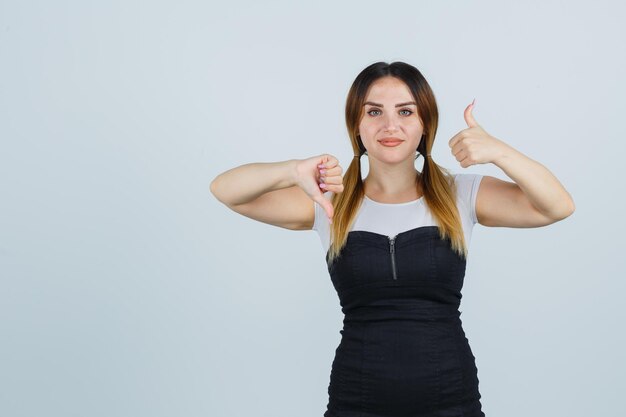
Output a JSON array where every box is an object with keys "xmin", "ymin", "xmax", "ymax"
[{"xmin": 363, "ymin": 167, "xmax": 422, "ymax": 200}]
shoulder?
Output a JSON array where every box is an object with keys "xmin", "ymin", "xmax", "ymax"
[
  {"xmin": 451, "ymin": 172, "xmax": 484, "ymax": 224},
  {"xmin": 452, "ymin": 172, "xmax": 483, "ymax": 184},
  {"xmin": 452, "ymin": 172, "xmax": 484, "ymax": 194}
]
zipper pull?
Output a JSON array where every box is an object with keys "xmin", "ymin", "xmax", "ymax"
[{"xmin": 389, "ymin": 236, "xmax": 398, "ymax": 280}]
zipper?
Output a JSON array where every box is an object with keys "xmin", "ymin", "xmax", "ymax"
[{"xmin": 389, "ymin": 235, "xmax": 398, "ymax": 280}]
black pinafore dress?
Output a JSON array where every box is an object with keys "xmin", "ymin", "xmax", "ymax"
[{"xmin": 323, "ymin": 225, "xmax": 485, "ymax": 417}]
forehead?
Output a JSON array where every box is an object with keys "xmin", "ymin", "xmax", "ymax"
[{"xmin": 364, "ymin": 77, "xmax": 413, "ymax": 101}]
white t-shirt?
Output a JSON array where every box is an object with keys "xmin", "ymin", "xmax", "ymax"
[{"xmin": 312, "ymin": 173, "xmax": 484, "ymax": 254}]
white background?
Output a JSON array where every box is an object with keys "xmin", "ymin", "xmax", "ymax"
[{"xmin": 1, "ymin": 0, "xmax": 624, "ymax": 416}]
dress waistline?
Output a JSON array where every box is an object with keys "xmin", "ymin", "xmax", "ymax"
[{"xmin": 343, "ymin": 303, "xmax": 461, "ymax": 323}]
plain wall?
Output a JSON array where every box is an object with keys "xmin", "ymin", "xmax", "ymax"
[{"xmin": 1, "ymin": 0, "xmax": 624, "ymax": 416}]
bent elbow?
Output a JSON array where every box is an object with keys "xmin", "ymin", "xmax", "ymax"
[
  {"xmin": 210, "ymin": 177, "xmax": 224, "ymax": 202},
  {"xmin": 556, "ymin": 200, "xmax": 575, "ymax": 221},
  {"xmin": 565, "ymin": 198, "xmax": 576, "ymax": 217}
]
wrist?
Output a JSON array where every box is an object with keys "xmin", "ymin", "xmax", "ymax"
[
  {"xmin": 288, "ymin": 158, "xmax": 302, "ymax": 187},
  {"xmin": 492, "ymin": 143, "xmax": 517, "ymax": 166}
]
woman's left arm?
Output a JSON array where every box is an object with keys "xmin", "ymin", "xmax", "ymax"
[{"xmin": 449, "ymin": 100, "xmax": 576, "ymax": 228}]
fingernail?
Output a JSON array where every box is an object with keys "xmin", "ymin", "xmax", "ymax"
[
  {"xmin": 319, "ymin": 169, "xmax": 326, "ymax": 174},
  {"xmin": 320, "ymin": 183, "xmax": 327, "ymax": 188},
  {"xmin": 318, "ymin": 164, "xmax": 325, "ymax": 168}
]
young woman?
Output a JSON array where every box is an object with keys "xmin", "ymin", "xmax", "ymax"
[{"xmin": 210, "ymin": 61, "xmax": 575, "ymax": 417}]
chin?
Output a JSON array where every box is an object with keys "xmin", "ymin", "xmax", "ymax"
[{"xmin": 372, "ymin": 153, "xmax": 413, "ymax": 162}]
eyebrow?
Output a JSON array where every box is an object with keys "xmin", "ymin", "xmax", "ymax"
[{"xmin": 363, "ymin": 101, "xmax": 417, "ymax": 107}]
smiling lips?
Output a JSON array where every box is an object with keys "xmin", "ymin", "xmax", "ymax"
[{"xmin": 379, "ymin": 138, "xmax": 403, "ymax": 146}]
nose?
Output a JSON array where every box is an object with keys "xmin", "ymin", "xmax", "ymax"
[{"xmin": 383, "ymin": 113, "xmax": 399, "ymax": 132}]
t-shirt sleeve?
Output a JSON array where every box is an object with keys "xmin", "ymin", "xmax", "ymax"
[{"xmin": 454, "ymin": 173, "xmax": 484, "ymax": 225}]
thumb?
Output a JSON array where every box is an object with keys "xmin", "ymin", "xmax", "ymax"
[
  {"xmin": 313, "ymin": 194, "xmax": 335, "ymax": 224},
  {"xmin": 320, "ymin": 199, "xmax": 334, "ymax": 224},
  {"xmin": 464, "ymin": 98, "xmax": 479, "ymax": 128}
]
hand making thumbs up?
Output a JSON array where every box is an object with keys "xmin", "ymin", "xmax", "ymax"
[{"xmin": 448, "ymin": 99, "xmax": 512, "ymax": 168}]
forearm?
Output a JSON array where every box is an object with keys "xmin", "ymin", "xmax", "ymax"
[
  {"xmin": 493, "ymin": 145, "xmax": 575, "ymax": 218},
  {"xmin": 210, "ymin": 159, "xmax": 299, "ymax": 206}
]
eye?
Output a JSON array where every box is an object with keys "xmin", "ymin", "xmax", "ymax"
[{"xmin": 366, "ymin": 109, "xmax": 414, "ymax": 116}]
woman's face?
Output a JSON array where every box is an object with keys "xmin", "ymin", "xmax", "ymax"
[{"xmin": 358, "ymin": 76, "xmax": 424, "ymax": 163}]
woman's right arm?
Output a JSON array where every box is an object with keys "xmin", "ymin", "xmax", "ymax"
[
  {"xmin": 210, "ymin": 156, "xmax": 342, "ymax": 231},
  {"xmin": 210, "ymin": 159, "xmax": 300, "ymax": 207}
]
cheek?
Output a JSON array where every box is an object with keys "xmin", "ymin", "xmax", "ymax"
[{"xmin": 407, "ymin": 123, "xmax": 424, "ymax": 135}]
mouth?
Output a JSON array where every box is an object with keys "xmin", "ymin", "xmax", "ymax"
[{"xmin": 378, "ymin": 137, "xmax": 404, "ymax": 144}]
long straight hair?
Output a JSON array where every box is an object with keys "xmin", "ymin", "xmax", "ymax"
[{"xmin": 327, "ymin": 61, "xmax": 467, "ymax": 265}]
